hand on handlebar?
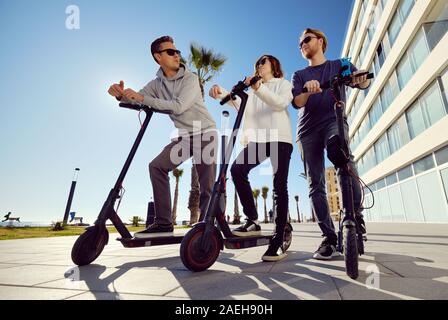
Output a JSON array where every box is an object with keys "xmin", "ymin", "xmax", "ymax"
[
  {"xmin": 350, "ymin": 70, "xmax": 370, "ymax": 87},
  {"xmin": 209, "ymin": 85, "xmax": 223, "ymax": 99},
  {"xmin": 244, "ymin": 76, "xmax": 262, "ymax": 91},
  {"xmin": 123, "ymin": 88, "xmax": 144, "ymax": 103},
  {"xmin": 303, "ymin": 80, "xmax": 322, "ymax": 95}
]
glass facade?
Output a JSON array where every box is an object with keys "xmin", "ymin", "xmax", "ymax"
[
  {"xmin": 344, "ymin": 0, "xmax": 448, "ymax": 223},
  {"xmin": 363, "ymin": 146, "xmax": 448, "ymax": 223}
]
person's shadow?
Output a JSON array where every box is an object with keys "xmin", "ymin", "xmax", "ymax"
[{"xmin": 64, "ymin": 246, "xmax": 448, "ymax": 300}]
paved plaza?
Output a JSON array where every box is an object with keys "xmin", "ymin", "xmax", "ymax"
[{"xmin": 0, "ymin": 222, "xmax": 447, "ymax": 300}]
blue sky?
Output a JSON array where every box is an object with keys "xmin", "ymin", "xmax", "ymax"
[{"xmin": 0, "ymin": 0, "xmax": 354, "ymax": 224}]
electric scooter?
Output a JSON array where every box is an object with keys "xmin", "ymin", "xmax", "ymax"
[
  {"xmin": 71, "ymin": 103, "xmax": 186, "ymax": 266},
  {"xmin": 301, "ymin": 58, "xmax": 374, "ymax": 279},
  {"xmin": 179, "ymin": 76, "xmax": 293, "ymax": 272}
]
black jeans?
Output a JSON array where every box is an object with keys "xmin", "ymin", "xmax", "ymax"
[
  {"xmin": 230, "ymin": 142, "xmax": 293, "ymax": 245},
  {"xmin": 298, "ymin": 120, "xmax": 362, "ymax": 243}
]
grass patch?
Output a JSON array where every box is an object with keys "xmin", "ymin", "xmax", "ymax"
[{"xmin": 0, "ymin": 225, "xmax": 191, "ymax": 241}]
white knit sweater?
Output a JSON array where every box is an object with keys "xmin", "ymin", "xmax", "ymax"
[{"xmin": 216, "ymin": 77, "xmax": 293, "ymax": 146}]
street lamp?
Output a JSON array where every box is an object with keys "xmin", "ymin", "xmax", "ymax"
[
  {"xmin": 63, "ymin": 168, "xmax": 80, "ymax": 225},
  {"xmin": 294, "ymin": 195, "xmax": 301, "ymax": 223}
]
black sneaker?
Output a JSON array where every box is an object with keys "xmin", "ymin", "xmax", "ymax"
[
  {"xmin": 262, "ymin": 244, "xmax": 287, "ymax": 262},
  {"xmin": 232, "ymin": 219, "xmax": 261, "ymax": 237},
  {"xmin": 134, "ymin": 223, "xmax": 174, "ymax": 238},
  {"xmin": 313, "ymin": 237, "xmax": 340, "ymax": 260}
]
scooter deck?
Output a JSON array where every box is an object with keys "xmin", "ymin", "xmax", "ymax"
[
  {"xmin": 117, "ymin": 235, "xmax": 184, "ymax": 248},
  {"xmin": 224, "ymin": 233, "xmax": 272, "ymax": 249}
]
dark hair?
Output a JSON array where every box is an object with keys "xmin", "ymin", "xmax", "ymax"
[
  {"xmin": 301, "ymin": 28, "xmax": 328, "ymax": 53},
  {"xmin": 150, "ymin": 35, "xmax": 174, "ymax": 63},
  {"xmin": 254, "ymin": 55, "xmax": 284, "ymax": 78}
]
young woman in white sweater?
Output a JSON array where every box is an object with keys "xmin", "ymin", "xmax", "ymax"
[{"xmin": 209, "ymin": 55, "xmax": 293, "ymax": 261}]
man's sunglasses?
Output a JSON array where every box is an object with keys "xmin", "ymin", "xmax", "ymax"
[
  {"xmin": 299, "ymin": 36, "xmax": 318, "ymax": 48},
  {"xmin": 157, "ymin": 48, "xmax": 181, "ymax": 56},
  {"xmin": 256, "ymin": 57, "xmax": 268, "ymax": 67}
]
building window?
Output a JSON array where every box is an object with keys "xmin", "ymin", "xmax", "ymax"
[
  {"xmin": 414, "ymin": 154, "xmax": 435, "ymax": 175},
  {"xmin": 439, "ymin": 68, "xmax": 448, "ymax": 112},
  {"xmin": 388, "ymin": 0, "xmax": 416, "ymax": 47},
  {"xmin": 388, "ymin": 11, "xmax": 402, "ymax": 46},
  {"xmin": 375, "ymin": 133, "xmax": 391, "ymax": 164},
  {"xmin": 409, "ymin": 29, "xmax": 430, "ymax": 73},
  {"xmin": 387, "ymin": 121, "xmax": 402, "ymax": 155},
  {"xmin": 419, "ymin": 81, "xmax": 447, "ymax": 127},
  {"xmin": 422, "ymin": 1, "xmax": 448, "ymax": 50},
  {"xmin": 369, "ymin": 98, "xmax": 383, "ymax": 128},
  {"xmin": 386, "ymin": 172, "xmax": 398, "ymax": 186},
  {"xmin": 416, "ymin": 171, "xmax": 448, "ymax": 222},
  {"xmin": 398, "ymin": 165, "xmax": 413, "ymax": 181},
  {"xmin": 376, "ymin": 178, "xmax": 386, "ymax": 190},
  {"xmin": 406, "ymin": 99, "xmax": 426, "ymax": 139},
  {"xmin": 441, "ymin": 168, "xmax": 448, "ymax": 203},
  {"xmin": 397, "ymin": 52, "xmax": 413, "ymax": 89},
  {"xmin": 380, "ymin": 72, "xmax": 400, "ymax": 111},
  {"xmin": 396, "ymin": 29, "xmax": 430, "ymax": 90},
  {"xmin": 376, "ymin": 43, "xmax": 386, "ymax": 68},
  {"xmin": 435, "ymin": 145, "xmax": 448, "ymax": 166}
]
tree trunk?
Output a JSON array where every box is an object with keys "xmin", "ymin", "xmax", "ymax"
[
  {"xmin": 188, "ymin": 164, "xmax": 201, "ymax": 225},
  {"xmin": 263, "ymin": 199, "xmax": 268, "ymax": 223},
  {"xmin": 233, "ymin": 190, "xmax": 240, "ymax": 224},
  {"xmin": 172, "ymin": 177, "xmax": 179, "ymax": 225}
]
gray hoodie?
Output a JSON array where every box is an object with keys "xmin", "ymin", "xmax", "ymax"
[{"xmin": 123, "ymin": 64, "xmax": 216, "ymax": 136}]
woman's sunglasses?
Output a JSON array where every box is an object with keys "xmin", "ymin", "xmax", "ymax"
[
  {"xmin": 299, "ymin": 36, "xmax": 318, "ymax": 48},
  {"xmin": 157, "ymin": 48, "xmax": 181, "ymax": 56},
  {"xmin": 256, "ymin": 57, "xmax": 268, "ymax": 67}
]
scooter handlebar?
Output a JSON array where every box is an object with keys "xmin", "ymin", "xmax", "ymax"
[
  {"xmin": 301, "ymin": 72, "xmax": 374, "ymax": 93},
  {"xmin": 119, "ymin": 103, "xmax": 173, "ymax": 114},
  {"xmin": 219, "ymin": 76, "xmax": 262, "ymax": 105}
]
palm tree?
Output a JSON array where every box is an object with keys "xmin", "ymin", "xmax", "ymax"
[
  {"xmin": 252, "ymin": 189, "xmax": 260, "ymax": 214},
  {"xmin": 233, "ymin": 189, "xmax": 241, "ymax": 225},
  {"xmin": 294, "ymin": 195, "xmax": 301, "ymax": 223},
  {"xmin": 184, "ymin": 43, "xmax": 227, "ymax": 225},
  {"xmin": 171, "ymin": 168, "xmax": 184, "ymax": 225},
  {"xmin": 261, "ymin": 186, "xmax": 269, "ymax": 223}
]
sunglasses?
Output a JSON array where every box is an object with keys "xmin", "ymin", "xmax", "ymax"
[
  {"xmin": 157, "ymin": 48, "xmax": 181, "ymax": 56},
  {"xmin": 256, "ymin": 57, "xmax": 268, "ymax": 67},
  {"xmin": 299, "ymin": 36, "xmax": 318, "ymax": 48}
]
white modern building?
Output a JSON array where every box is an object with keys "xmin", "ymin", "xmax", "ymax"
[{"xmin": 342, "ymin": 0, "xmax": 448, "ymax": 222}]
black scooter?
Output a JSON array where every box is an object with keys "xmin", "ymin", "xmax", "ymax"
[
  {"xmin": 71, "ymin": 103, "xmax": 186, "ymax": 266},
  {"xmin": 179, "ymin": 76, "xmax": 293, "ymax": 272},
  {"xmin": 301, "ymin": 60, "xmax": 374, "ymax": 279}
]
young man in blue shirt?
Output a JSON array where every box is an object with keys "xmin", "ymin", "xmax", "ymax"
[{"xmin": 292, "ymin": 28, "xmax": 370, "ymax": 260}]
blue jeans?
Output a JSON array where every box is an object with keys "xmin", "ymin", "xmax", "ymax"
[{"xmin": 298, "ymin": 120, "xmax": 362, "ymax": 243}]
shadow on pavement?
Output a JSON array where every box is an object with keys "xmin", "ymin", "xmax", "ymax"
[{"xmin": 64, "ymin": 247, "xmax": 448, "ymax": 300}]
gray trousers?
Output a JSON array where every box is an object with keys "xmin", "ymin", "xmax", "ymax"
[
  {"xmin": 149, "ymin": 132, "xmax": 217, "ymax": 225},
  {"xmin": 298, "ymin": 120, "xmax": 362, "ymax": 243}
]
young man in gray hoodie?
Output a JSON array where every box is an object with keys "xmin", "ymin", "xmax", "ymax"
[{"xmin": 108, "ymin": 35, "xmax": 217, "ymax": 237}]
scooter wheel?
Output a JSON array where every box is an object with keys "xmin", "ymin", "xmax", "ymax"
[
  {"xmin": 343, "ymin": 226, "xmax": 359, "ymax": 279},
  {"xmin": 71, "ymin": 226, "xmax": 109, "ymax": 266},
  {"xmin": 180, "ymin": 223, "xmax": 221, "ymax": 272},
  {"xmin": 281, "ymin": 223, "xmax": 293, "ymax": 252}
]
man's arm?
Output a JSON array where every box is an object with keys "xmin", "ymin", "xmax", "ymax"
[
  {"xmin": 292, "ymin": 71, "xmax": 322, "ymax": 108},
  {"xmin": 122, "ymin": 74, "xmax": 201, "ymax": 114}
]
